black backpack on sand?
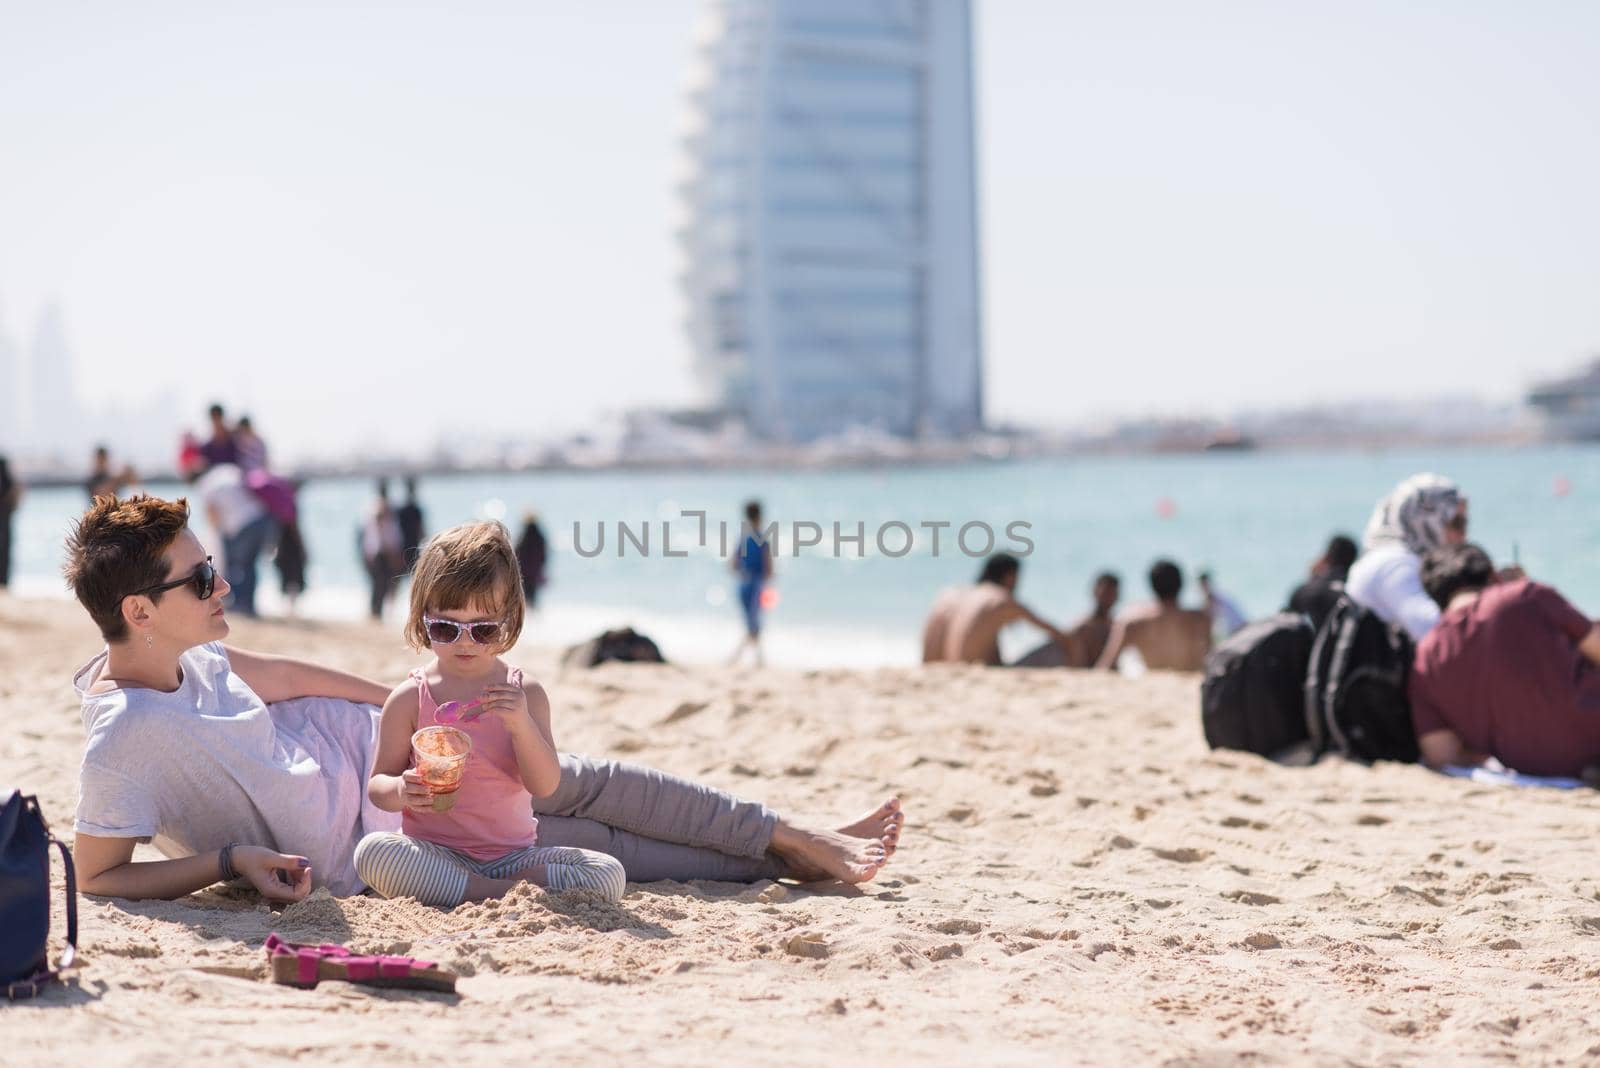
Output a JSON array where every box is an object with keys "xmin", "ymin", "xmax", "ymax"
[
  {"xmin": 1304, "ymin": 596, "xmax": 1419, "ymax": 764},
  {"xmin": 561, "ymin": 628, "xmax": 667, "ymax": 668},
  {"xmin": 1201, "ymin": 612, "xmax": 1315, "ymax": 758}
]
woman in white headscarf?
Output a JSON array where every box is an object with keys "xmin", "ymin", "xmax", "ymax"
[{"xmin": 1344, "ymin": 473, "xmax": 1467, "ymax": 640}]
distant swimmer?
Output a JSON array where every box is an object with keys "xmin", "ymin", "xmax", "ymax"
[
  {"xmin": 1096, "ymin": 559, "xmax": 1212, "ymax": 673},
  {"xmin": 922, "ymin": 553, "xmax": 1069, "ymax": 666}
]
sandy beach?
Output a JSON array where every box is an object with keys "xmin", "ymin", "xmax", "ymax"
[{"xmin": 5, "ymin": 593, "xmax": 1600, "ymax": 1065}]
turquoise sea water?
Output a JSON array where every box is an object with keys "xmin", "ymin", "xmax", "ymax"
[{"xmin": 10, "ymin": 444, "xmax": 1600, "ymax": 666}]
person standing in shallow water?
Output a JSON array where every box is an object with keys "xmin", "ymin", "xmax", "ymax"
[
  {"xmin": 729, "ymin": 500, "xmax": 773, "ymax": 666},
  {"xmin": 86, "ymin": 445, "xmax": 136, "ymax": 500},
  {"xmin": 396, "ymin": 477, "xmax": 425, "ymax": 572},
  {"xmin": 199, "ymin": 403, "xmax": 238, "ymax": 469},
  {"xmin": 515, "ymin": 512, "xmax": 548, "ymax": 607},
  {"xmin": 0, "ymin": 456, "xmax": 20, "ymax": 589},
  {"xmin": 232, "ymin": 416, "xmax": 267, "ymax": 472},
  {"xmin": 361, "ymin": 479, "xmax": 405, "ymax": 621}
]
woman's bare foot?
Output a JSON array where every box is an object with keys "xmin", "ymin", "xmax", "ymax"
[
  {"xmin": 838, "ymin": 797, "xmax": 903, "ymax": 857},
  {"xmin": 769, "ymin": 820, "xmax": 888, "ymax": 884}
]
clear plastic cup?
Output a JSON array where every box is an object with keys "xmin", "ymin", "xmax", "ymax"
[{"xmin": 411, "ymin": 726, "xmax": 472, "ymax": 812}]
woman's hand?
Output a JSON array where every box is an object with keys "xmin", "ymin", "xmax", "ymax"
[
  {"xmin": 234, "ymin": 846, "xmax": 313, "ymax": 902},
  {"xmin": 478, "ymin": 683, "xmax": 532, "ymax": 732},
  {"xmin": 396, "ymin": 769, "xmax": 435, "ymax": 813}
]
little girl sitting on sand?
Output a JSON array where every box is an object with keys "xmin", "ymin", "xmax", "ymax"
[{"xmin": 355, "ymin": 521, "xmax": 626, "ymax": 906}]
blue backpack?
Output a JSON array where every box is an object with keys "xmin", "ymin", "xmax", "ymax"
[{"xmin": 1, "ymin": 791, "xmax": 78, "ymax": 999}]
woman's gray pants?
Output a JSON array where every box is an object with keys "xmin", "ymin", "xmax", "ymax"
[{"xmin": 532, "ymin": 754, "xmax": 786, "ymax": 882}]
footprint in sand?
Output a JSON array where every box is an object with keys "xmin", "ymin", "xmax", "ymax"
[
  {"xmin": 1222, "ymin": 889, "xmax": 1281, "ymax": 906},
  {"xmin": 659, "ymin": 701, "xmax": 709, "ymax": 725},
  {"xmin": 1150, "ymin": 846, "xmax": 1211, "ymax": 864},
  {"xmin": 1391, "ymin": 885, "xmax": 1445, "ymax": 907},
  {"xmin": 1023, "ymin": 769, "xmax": 1060, "ymax": 798},
  {"xmin": 912, "ymin": 755, "xmax": 970, "ymax": 770}
]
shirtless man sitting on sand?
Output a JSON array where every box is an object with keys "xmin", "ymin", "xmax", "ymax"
[
  {"xmin": 1013, "ymin": 571, "xmax": 1120, "ymax": 668},
  {"xmin": 1096, "ymin": 559, "xmax": 1212, "ymax": 672},
  {"xmin": 921, "ymin": 553, "xmax": 1069, "ymax": 666}
]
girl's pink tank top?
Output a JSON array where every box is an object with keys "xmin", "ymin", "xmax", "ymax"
[{"xmin": 401, "ymin": 665, "xmax": 538, "ymax": 861}]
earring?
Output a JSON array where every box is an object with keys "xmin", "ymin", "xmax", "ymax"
[{"xmin": 146, "ymin": 634, "xmax": 154, "ymax": 650}]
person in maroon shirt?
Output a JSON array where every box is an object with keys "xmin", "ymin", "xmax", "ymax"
[{"xmin": 1410, "ymin": 543, "xmax": 1600, "ymax": 777}]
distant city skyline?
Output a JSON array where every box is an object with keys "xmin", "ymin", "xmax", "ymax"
[
  {"xmin": 2, "ymin": 1, "xmax": 1598, "ymax": 464},
  {"xmin": 0, "ymin": 298, "xmax": 186, "ymax": 467}
]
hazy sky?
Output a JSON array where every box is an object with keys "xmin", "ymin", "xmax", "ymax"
[{"xmin": 3, "ymin": 1, "xmax": 1598, "ymax": 461}]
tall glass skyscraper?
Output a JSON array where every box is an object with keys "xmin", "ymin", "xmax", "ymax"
[{"xmin": 680, "ymin": 0, "xmax": 983, "ymax": 442}]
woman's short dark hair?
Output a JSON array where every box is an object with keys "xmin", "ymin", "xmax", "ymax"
[
  {"xmin": 64, "ymin": 495, "xmax": 192, "ymax": 641},
  {"xmin": 1420, "ymin": 542, "xmax": 1495, "ymax": 609}
]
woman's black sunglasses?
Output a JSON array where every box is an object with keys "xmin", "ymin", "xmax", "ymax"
[{"xmin": 133, "ymin": 557, "xmax": 217, "ymax": 601}]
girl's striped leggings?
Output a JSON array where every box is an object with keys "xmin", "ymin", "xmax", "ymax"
[{"xmin": 354, "ymin": 832, "xmax": 627, "ymax": 907}]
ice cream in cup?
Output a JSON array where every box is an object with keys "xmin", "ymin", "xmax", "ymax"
[{"xmin": 411, "ymin": 726, "xmax": 472, "ymax": 812}]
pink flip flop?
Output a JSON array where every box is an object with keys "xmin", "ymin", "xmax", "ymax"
[{"xmin": 264, "ymin": 932, "xmax": 456, "ymax": 993}]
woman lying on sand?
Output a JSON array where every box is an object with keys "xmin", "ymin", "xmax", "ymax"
[{"xmin": 64, "ymin": 495, "xmax": 903, "ymax": 903}]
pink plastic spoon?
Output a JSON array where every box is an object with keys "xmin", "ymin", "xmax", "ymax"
[{"xmin": 434, "ymin": 697, "xmax": 485, "ymax": 724}]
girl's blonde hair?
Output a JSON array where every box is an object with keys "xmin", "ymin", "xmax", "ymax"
[{"xmin": 404, "ymin": 520, "xmax": 525, "ymax": 652}]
